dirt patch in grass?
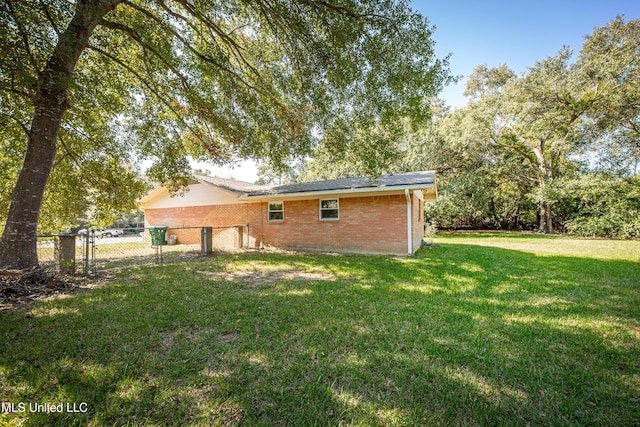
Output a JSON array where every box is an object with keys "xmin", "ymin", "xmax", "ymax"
[
  {"xmin": 199, "ymin": 269, "xmax": 336, "ymax": 287},
  {"xmin": 218, "ymin": 330, "xmax": 240, "ymax": 344}
]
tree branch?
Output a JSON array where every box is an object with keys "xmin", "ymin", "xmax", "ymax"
[
  {"xmin": 121, "ymin": 0, "xmax": 268, "ymax": 98},
  {"xmin": 56, "ymin": 135, "xmax": 101, "ymax": 188},
  {"xmin": 99, "ymin": 18, "xmax": 192, "ymax": 93},
  {"xmin": 252, "ymin": 0, "xmax": 310, "ymax": 83},
  {"xmin": 0, "ymin": 83, "xmax": 31, "ymax": 98},
  {"xmin": 5, "ymin": 1, "xmax": 40, "ymax": 72},
  {"xmin": 300, "ymin": 0, "xmax": 388, "ymax": 21},
  {"xmin": 486, "ymin": 123, "xmax": 541, "ymax": 176},
  {"xmin": 87, "ymin": 45, "xmax": 214, "ymax": 147},
  {"xmin": 171, "ymin": 0, "xmax": 245, "ymax": 52},
  {"xmin": 168, "ymin": 0, "xmax": 267, "ymax": 84},
  {"xmin": 0, "ymin": 112, "xmax": 31, "ymax": 137},
  {"xmin": 38, "ymin": 0, "xmax": 61, "ymax": 36}
]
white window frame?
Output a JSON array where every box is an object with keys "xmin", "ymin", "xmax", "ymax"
[
  {"xmin": 268, "ymin": 201, "xmax": 284, "ymax": 222},
  {"xmin": 319, "ymin": 198, "xmax": 339, "ymax": 221}
]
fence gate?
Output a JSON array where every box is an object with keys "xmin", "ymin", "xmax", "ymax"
[
  {"xmin": 82, "ymin": 231, "xmax": 96, "ymax": 275},
  {"xmin": 77, "ymin": 228, "xmax": 190, "ymax": 274},
  {"xmin": 39, "ymin": 228, "xmax": 209, "ymax": 275}
]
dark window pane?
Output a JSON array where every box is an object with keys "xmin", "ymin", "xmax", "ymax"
[
  {"xmin": 321, "ymin": 209, "xmax": 339, "ymax": 219},
  {"xmin": 269, "ymin": 211, "xmax": 284, "ymax": 221}
]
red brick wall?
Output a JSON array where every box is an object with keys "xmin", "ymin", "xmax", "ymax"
[
  {"xmin": 144, "ymin": 204, "xmax": 250, "ymax": 246},
  {"xmin": 144, "ymin": 194, "xmax": 411, "ymax": 255},
  {"xmin": 256, "ymin": 195, "xmax": 408, "ymax": 255}
]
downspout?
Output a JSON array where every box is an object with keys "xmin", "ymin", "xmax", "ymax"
[{"xmin": 405, "ymin": 189, "xmax": 412, "ymax": 256}]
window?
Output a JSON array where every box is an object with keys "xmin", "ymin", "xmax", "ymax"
[
  {"xmin": 320, "ymin": 199, "xmax": 339, "ymax": 220},
  {"xmin": 268, "ymin": 202, "xmax": 284, "ymax": 222}
]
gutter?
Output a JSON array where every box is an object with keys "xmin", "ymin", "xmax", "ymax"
[
  {"xmin": 405, "ymin": 189, "xmax": 412, "ymax": 256},
  {"xmin": 239, "ymin": 184, "xmax": 434, "ymax": 200}
]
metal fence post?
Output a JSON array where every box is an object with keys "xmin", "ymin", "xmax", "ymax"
[
  {"xmin": 90, "ymin": 231, "xmax": 96, "ymax": 274},
  {"xmin": 84, "ymin": 232, "xmax": 89, "ymax": 276}
]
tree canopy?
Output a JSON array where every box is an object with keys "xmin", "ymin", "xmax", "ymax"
[
  {"xmin": 0, "ymin": 0, "xmax": 452, "ymax": 268},
  {"xmin": 285, "ymin": 16, "xmax": 640, "ymax": 237}
]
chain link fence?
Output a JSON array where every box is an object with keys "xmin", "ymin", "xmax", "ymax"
[
  {"xmin": 36, "ymin": 225, "xmax": 243, "ymax": 275},
  {"xmin": 36, "ymin": 235, "xmax": 57, "ymax": 270}
]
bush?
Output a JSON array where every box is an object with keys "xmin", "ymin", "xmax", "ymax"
[
  {"xmin": 554, "ymin": 174, "xmax": 640, "ymax": 238},
  {"xmin": 424, "ymin": 174, "xmax": 538, "ymax": 230}
]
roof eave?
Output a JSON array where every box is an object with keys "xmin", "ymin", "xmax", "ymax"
[
  {"xmin": 240, "ymin": 183, "xmax": 435, "ymax": 200},
  {"xmin": 193, "ymin": 177, "xmax": 249, "ymax": 196},
  {"xmin": 139, "ymin": 186, "xmax": 169, "ymax": 207}
]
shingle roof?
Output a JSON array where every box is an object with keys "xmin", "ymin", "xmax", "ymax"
[
  {"xmin": 194, "ymin": 171, "xmax": 435, "ymax": 197},
  {"xmin": 192, "ymin": 174, "xmax": 270, "ymax": 194},
  {"xmin": 248, "ymin": 171, "xmax": 435, "ymax": 196}
]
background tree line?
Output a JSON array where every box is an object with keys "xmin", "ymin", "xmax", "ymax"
[{"xmin": 263, "ymin": 16, "xmax": 640, "ymax": 238}]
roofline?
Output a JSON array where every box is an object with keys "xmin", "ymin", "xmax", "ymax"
[
  {"xmin": 192, "ymin": 175, "xmax": 258, "ymax": 195},
  {"xmin": 196, "ymin": 179, "xmax": 247, "ymax": 196},
  {"xmin": 239, "ymin": 183, "xmax": 435, "ymax": 200},
  {"xmin": 139, "ymin": 178, "xmax": 244, "ymax": 207},
  {"xmin": 139, "ymin": 186, "xmax": 168, "ymax": 206},
  {"xmin": 140, "ymin": 171, "xmax": 437, "ymax": 205}
]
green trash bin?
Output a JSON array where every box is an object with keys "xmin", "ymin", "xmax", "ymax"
[{"xmin": 148, "ymin": 226, "xmax": 168, "ymax": 246}]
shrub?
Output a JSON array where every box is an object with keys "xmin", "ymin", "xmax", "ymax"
[{"xmin": 554, "ymin": 174, "xmax": 640, "ymax": 238}]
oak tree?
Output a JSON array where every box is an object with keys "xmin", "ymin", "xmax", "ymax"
[
  {"xmin": 576, "ymin": 16, "xmax": 640, "ymax": 174},
  {"xmin": 465, "ymin": 51, "xmax": 600, "ymax": 232},
  {"xmin": 0, "ymin": 0, "xmax": 451, "ymax": 268}
]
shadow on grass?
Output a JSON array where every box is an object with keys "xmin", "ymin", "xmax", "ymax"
[
  {"xmin": 438, "ymin": 230, "xmax": 568, "ymax": 240},
  {"xmin": 1, "ymin": 243, "xmax": 639, "ymax": 426}
]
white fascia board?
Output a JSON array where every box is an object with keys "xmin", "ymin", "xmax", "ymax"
[
  {"xmin": 140, "ymin": 182, "xmax": 245, "ymax": 209},
  {"xmin": 139, "ymin": 186, "xmax": 169, "ymax": 207},
  {"xmin": 240, "ymin": 184, "xmax": 435, "ymax": 201},
  {"xmin": 197, "ymin": 181, "xmax": 246, "ymax": 197}
]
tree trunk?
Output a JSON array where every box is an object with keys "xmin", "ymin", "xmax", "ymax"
[
  {"xmin": 0, "ymin": 0, "xmax": 122, "ymax": 269},
  {"xmin": 533, "ymin": 142, "xmax": 554, "ymax": 233},
  {"xmin": 0, "ymin": 99, "xmax": 64, "ymax": 268},
  {"xmin": 538, "ymin": 199, "xmax": 553, "ymax": 233}
]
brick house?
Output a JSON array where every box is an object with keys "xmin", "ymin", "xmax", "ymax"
[{"xmin": 140, "ymin": 171, "xmax": 436, "ymax": 256}]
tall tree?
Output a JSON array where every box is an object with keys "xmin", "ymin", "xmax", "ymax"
[
  {"xmin": 0, "ymin": 0, "xmax": 452, "ymax": 269},
  {"xmin": 419, "ymin": 106, "xmax": 537, "ymax": 230},
  {"xmin": 466, "ymin": 51, "xmax": 599, "ymax": 232},
  {"xmin": 575, "ymin": 16, "xmax": 640, "ymax": 174}
]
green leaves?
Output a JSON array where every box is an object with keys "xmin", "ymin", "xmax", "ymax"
[
  {"xmin": 408, "ymin": 17, "xmax": 639, "ymax": 233},
  {"xmin": 575, "ymin": 16, "xmax": 640, "ymax": 175},
  {"xmin": 550, "ymin": 174, "xmax": 640, "ymax": 238},
  {"xmin": 0, "ymin": 0, "xmax": 451, "ymax": 236}
]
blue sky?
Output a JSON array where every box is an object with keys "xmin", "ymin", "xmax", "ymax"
[
  {"xmin": 415, "ymin": 0, "xmax": 640, "ymax": 106},
  {"xmin": 205, "ymin": 0, "xmax": 640, "ymax": 181}
]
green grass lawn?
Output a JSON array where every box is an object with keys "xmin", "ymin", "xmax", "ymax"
[{"xmin": 2, "ymin": 232, "xmax": 639, "ymax": 426}]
